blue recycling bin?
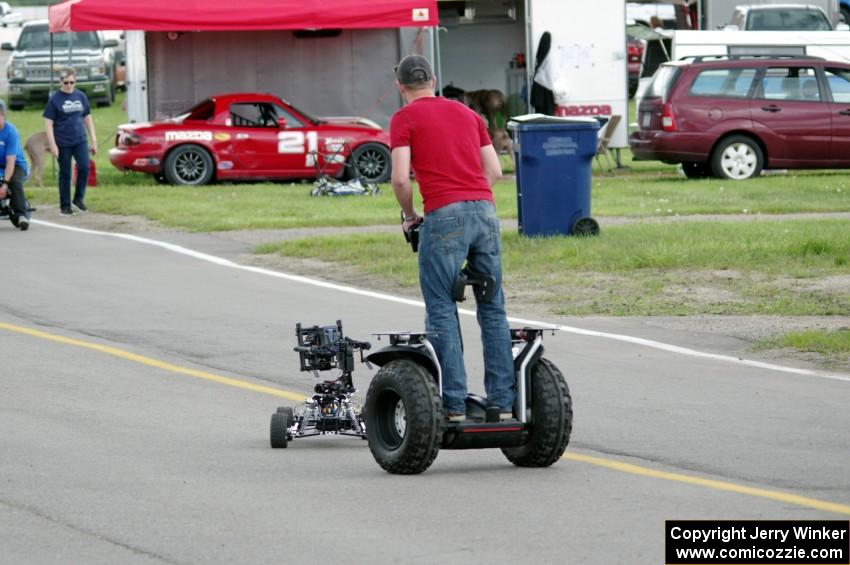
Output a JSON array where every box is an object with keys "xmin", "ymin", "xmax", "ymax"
[{"xmin": 508, "ymin": 117, "xmax": 600, "ymax": 237}]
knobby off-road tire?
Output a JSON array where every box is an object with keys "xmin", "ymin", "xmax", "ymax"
[
  {"xmin": 365, "ymin": 360, "xmax": 443, "ymax": 474},
  {"xmin": 502, "ymin": 357, "xmax": 572, "ymax": 467},
  {"xmin": 270, "ymin": 412, "xmax": 291, "ymax": 448}
]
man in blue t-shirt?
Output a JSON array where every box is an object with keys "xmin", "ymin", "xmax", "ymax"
[
  {"xmin": 43, "ymin": 68, "xmax": 97, "ymax": 215},
  {"xmin": 0, "ymin": 99, "xmax": 31, "ymax": 231}
]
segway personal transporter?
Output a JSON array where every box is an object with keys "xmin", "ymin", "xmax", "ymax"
[{"xmin": 362, "ymin": 222, "xmax": 573, "ymax": 474}]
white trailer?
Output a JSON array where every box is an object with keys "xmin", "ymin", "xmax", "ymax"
[
  {"xmin": 525, "ymin": 0, "xmax": 628, "ymax": 148},
  {"xmin": 673, "ymin": 29, "xmax": 850, "ymax": 62}
]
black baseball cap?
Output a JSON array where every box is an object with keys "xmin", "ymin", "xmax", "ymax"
[{"xmin": 395, "ymin": 55, "xmax": 434, "ymax": 87}]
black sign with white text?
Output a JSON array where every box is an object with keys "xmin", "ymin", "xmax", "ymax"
[{"xmin": 666, "ymin": 520, "xmax": 849, "ymax": 564}]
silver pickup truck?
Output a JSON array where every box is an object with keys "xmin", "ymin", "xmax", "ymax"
[{"xmin": 2, "ymin": 19, "xmax": 119, "ymax": 110}]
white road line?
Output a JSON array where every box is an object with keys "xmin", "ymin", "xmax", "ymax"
[{"xmin": 33, "ymin": 219, "xmax": 850, "ymax": 383}]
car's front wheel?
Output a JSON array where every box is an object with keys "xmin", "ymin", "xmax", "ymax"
[
  {"xmin": 350, "ymin": 143, "xmax": 391, "ymax": 184},
  {"xmin": 164, "ymin": 145, "xmax": 215, "ymax": 186},
  {"xmin": 710, "ymin": 135, "xmax": 763, "ymax": 180}
]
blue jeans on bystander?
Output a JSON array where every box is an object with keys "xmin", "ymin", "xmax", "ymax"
[{"xmin": 57, "ymin": 142, "xmax": 89, "ymax": 210}]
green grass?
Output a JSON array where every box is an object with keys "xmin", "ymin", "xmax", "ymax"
[
  {"xmin": 753, "ymin": 329, "xmax": 850, "ymax": 361},
  {"xmin": 257, "ymin": 219, "xmax": 850, "ymax": 316},
  {"xmin": 12, "ymin": 92, "xmax": 850, "ymax": 321},
  {"xmin": 14, "ymin": 91, "xmax": 850, "ymax": 230}
]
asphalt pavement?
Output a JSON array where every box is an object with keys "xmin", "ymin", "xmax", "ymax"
[{"xmin": 1, "ymin": 217, "xmax": 848, "ymax": 564}]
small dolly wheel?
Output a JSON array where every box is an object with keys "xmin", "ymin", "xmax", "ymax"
[{"xmin": 270, "ymin": 411, "xmax": 291, "ymax": 448}]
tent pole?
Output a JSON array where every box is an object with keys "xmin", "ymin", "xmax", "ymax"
[
  {"xmin": 50, "ymin": 31, "xmax": 55, "ymax": 181},
  {"xmin": 49, "ymin": 32, "xmax": 54, "ymax": 95},
  {"xmin": 433, "ymin": 26, "xmax": 443, "ymax": 95},
  {"xmin": 525, "ymin": 0, "xmax": 532, "ymax": 112}
]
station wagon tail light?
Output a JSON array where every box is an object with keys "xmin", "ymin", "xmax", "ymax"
[{"xmin": 662, "ymin": 102, "xmax": 677, "ymax": 132}]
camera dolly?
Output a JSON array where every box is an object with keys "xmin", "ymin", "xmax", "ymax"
[{"xmin": 270, "ymin": 320, "xmax": 371, "ymax": 448}]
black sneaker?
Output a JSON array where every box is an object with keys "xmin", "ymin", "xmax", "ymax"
[
  {"xmin": 73, "ymin": 199, "xmax": 88, "ymax": 212},
  {"xmin": 60, "ymin": 207, "xmax": 75, "ymax": 216},
  {"xmin": 18, "ymin": 216, "xmax": 29, "ymax": 231}
]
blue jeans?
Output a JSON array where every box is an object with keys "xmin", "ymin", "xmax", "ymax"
[
  {"xmin": 418, "ymin": 200, "xmax": 515, "ymax": 414},
  {"xmin": 58, "ymin": 142, "xmax": 89, "ymax": 209},
  {"xmin": 6, "ymin": 165, "xmax": 29, "ymax": 220}
]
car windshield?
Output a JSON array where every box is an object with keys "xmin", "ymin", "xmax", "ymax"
[
  {"xmin": 17, "ymin": 27, "xmax": 101, "ymax": 50},
  {"xmin": 282, "ymin": 100, "xmax": 318, "ymax": 125},
  {"xmin": 178, "ymin": 99, "xmax": 216, "ymax": 121},
  {"xmin": 746, "ymin": 9, "xmax": 831, "ymax": 31}
]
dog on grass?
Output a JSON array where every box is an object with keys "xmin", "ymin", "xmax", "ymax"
[
  {"xmin": 24, "ymin": 131, "xmax": 52, "ymax": 187},
  {"xmin": 458, "ymin": 89, "xmax": 514, "ymax": 168}
]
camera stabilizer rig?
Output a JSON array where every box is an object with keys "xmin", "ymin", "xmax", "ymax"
[{"xmin": 270, "ymin": 320, "xmax": 372, "ymax": 448}]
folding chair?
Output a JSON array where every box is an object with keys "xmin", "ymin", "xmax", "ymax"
[{"xmin": 595, "ymin": 114, "xmax": 621, "ymax": 172}]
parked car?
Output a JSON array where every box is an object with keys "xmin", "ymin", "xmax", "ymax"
[
  {"xmin": 725, "ymin": 4, "xmax": 842, "ymax": 30},
  {"xmin": 627, "ymin": 34, "xmax": 646, "ymax": 97},
  {"xmin": 629, "ymin": 55, "xmax": 850, "ymax": 179},
  {"xmin": 2, "ymin": 20, "xmax": 120, "ymax": 109},
  {"xmin": 109, "ymin": 92, "xmax": 392, "ymax": 185},
  {"xmin": 0, "ymin": 2, "xmax": 23, "ymax": 27}
]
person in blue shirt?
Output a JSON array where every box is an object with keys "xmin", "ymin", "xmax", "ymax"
[
  {"xmin": 43, "ymin": 68, "xmax": 97, "ymax": 215},
  {"xmin": 0, "ymin": 99, "xmax": 31, "ymax": 231}
]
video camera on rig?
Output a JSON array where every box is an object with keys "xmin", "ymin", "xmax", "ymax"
[{"xmin": 294, "ymin": 320, "xmax": 371, "ymax": 377}]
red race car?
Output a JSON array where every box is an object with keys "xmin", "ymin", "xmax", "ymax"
[{"xmin": 110, "ymin": 92, "xmax": 392, "ymax": 185}]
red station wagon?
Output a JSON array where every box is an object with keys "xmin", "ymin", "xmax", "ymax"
[
  {"xmin": 110, "ymin": 92, "xmax": 392, "ymax": 185},
  {"xmin": 629, "ymin": 56, "xmax": 850, "ymax": 179}
]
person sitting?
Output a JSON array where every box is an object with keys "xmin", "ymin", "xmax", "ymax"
[
  {"xmin": 801, "ymin": 79, "xmax": 820, "ymax": 101},
  {"xmin": 0, "ymin": 99, "xmax": 31, "ymax": 230}
]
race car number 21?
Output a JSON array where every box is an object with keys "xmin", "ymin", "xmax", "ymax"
[{"xmin": 278, "ymin": 131, "xmax": 318, "ymax": 155}]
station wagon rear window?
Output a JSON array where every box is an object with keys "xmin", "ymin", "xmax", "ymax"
[
  {"xmin": 644, "ymin": 65, "xmax": 680, "ymax": 101},
  {"xmin": 688, "ymin": 68, "xmax": 756, "ymax": 98}
]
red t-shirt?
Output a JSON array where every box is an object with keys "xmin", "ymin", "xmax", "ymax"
[{"xmin": 390, "ymin": 96, "xmax": 494, "ymax": 214}]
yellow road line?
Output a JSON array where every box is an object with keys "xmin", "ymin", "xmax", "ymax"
[
  {"xmin": 0, "ymin": 321, "xmax": 303, "ymax": 402},
  {"xmin": 3, "ymin": 321, "xmax": 849, "ymax": 516},
  {"xmin": 563, "ymin": 452, "xmax": 850, "ymax": 516}
]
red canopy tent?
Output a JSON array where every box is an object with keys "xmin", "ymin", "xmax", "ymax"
[
  {"xmin": 49, "ymin": 0, "xmax": 438, "ymax": 32},
  {"xmin": 47, "ymin": 0, "xmax": 439, "ymax": 125}
]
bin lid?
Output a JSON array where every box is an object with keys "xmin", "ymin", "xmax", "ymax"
[{"xmin": 508, "ymin": 114, "xmax": 600, "ymax": 131}]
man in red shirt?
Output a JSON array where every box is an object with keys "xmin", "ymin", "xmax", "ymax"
[{"xmin": 390, "ymin": 55, "xmax": 515, "ymax": 421}]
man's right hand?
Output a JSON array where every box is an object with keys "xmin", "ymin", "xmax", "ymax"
[
  {"xmin": 49, "ymin": 144, "xmax": 59, "ymax": 158},
  {"xmin": 402, "ymin": 214, "xmax": 422, "ymax": 233}
]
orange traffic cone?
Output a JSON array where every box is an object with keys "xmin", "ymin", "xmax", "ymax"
[{"xmin": 72, "ymin": 161, "xmax": 97, "ymax": 187}]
